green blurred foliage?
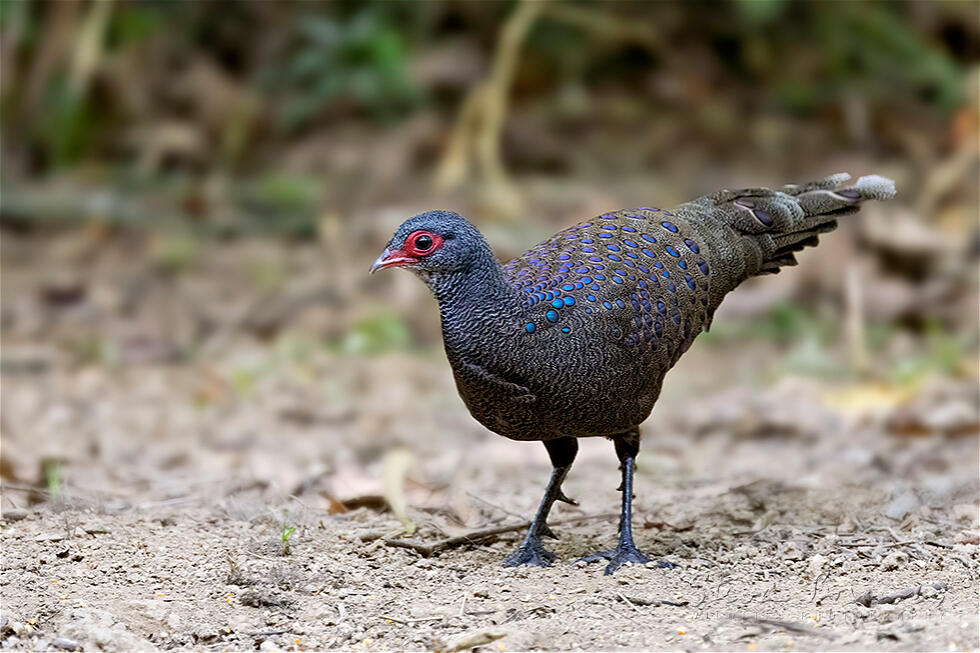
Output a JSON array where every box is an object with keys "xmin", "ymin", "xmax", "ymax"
[
  {"xmin": 2, "ymin": 0, "xmax": 971, "ymax": 176},
  {"xmin": 265, "ymin": 5, "xmax": 423, "ymax": 131}
]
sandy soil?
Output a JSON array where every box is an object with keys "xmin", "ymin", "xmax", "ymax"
[
  {"xmin": 2, "ymin": 341, "xmax": 978, "ymax": 652},
  {"xmin": 2, "ymin": 231, "xmax": 978, "ymax": 652}
]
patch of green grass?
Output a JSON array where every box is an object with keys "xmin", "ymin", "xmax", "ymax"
[
  {"xmin": 280, "ymin": 512, "xmax": 296, "ymax": 556},
  {"xmin": 43, "ymin": 459, "xmax": 62, "ymax": 503},
  {"xmin": 699, "ymin": 301, "xmax": 834, "ymax": 347},
  {"xmin": 886, "ymin": 320, "xmax": 973, "ymax": 386},
  {"xmin": 336, "ymin": 310, "xmax": 412, "ymax": 355}
]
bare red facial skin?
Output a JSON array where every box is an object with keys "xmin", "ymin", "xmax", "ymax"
[
  {"xmin": 370, "ymin": 230, "xmax": 444, "ymax": 273},
  {"xmin": 402, "ymin": 230, "xmax": 443, "ymax": 257}
]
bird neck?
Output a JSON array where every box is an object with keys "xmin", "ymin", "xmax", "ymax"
[{"xmin": 425, "ymin": 254, "xmax": 522, "ymax": 359}]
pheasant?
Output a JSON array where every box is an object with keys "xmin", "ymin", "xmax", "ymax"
[{"xmin": 371, "ymin": 173, "xmax": 896, "ymax": 574}]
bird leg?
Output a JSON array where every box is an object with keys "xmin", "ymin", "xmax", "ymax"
[
  {"xmin": 503, "ymin": 437, "xmax": 577, "ymax": 568},
  {"xmin": 582, "ymin": 432, "xmax": 677, "ymax": 575}
]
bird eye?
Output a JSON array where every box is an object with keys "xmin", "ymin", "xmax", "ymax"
[{"xmin": 415, "ymin": 235, "xmax": 433, "ymax": 251}]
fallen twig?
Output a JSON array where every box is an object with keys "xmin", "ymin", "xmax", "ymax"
[
  {"xmin": 854, "ymin": 581, "xmax": 949, "ymax": 607},
  {"xmin": 382, "ymin": 615, "xmax": 445, "ymax": 625},
  {"xmin": 383, "ymin": 512, "xmax": 616, "ymax": 557},
  {"xmin": 617, "ymin": 592, "xmax": 640, "ymax": 612},
  {"xmin": 433, "ymin": 629, "xmax": 506, "ymax": 653},
  {"xmin": 617, "ymin": 594, "xmax": 688, "ymax": 608},
  {"xmin": 728, "ymin": 613, "xmax": 834, "ymax": 639}
]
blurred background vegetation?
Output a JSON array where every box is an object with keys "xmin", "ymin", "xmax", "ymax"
[{"xmin": 1, "ymin": 0, "xmax": 977, "ymax": 394}]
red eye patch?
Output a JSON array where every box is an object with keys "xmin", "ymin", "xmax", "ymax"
[{"xmin": 403, "ymin": 230, "xmax": 443, "ymax": 257}]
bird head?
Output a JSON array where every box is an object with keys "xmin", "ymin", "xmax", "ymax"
[{"xmin": 371, "ymin": 210, "xmax": 487, "ymax": 279}]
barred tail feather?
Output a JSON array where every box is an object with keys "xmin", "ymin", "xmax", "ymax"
[{"xmin": 678, "ymin": 173, "xmax": 896, "ymax": 305}]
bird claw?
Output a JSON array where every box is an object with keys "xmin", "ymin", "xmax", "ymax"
[
  {"xmin": 557, "ymin": 490, "xmax": 578, "ymax": 505},
  {"xmin": 538, "ymin": 524, "xmax": 559, "ymax": 540},
  {"xmin": 581, "ymin": 545, "xmax": 677, "ymax": 575},
  {"xmin": 503, "ymin": 541, "xmax": 556, "ymax": 568}
]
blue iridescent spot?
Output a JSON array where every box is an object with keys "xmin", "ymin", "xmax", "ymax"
[
  {"xmin": 585, "ymin": 308, "xmax": 593, "ymax": 314},
  {"xmin": 685, "ymin": 274, "xmax": 695, "ymax": 289},
  {"xmin": 657, "ymin": 301, "xmax": 665, "ymax": 313},
  {"xmin": 625, "ymin": 254, "xmax": 637, "ymax": 261},
  {"xmin": 612, "ymin": 276, "xmax": 624, "ymax": 284},
  {"xmin": 586, "ymin": 295, "xmax": 596, "ymax": 302},
  {"xmin": 591, "ymin": 284, "xmax": 599, "ymax": 290},
  {"xmin": 563, "ymin": 296, "xmax": 575, "ymax": 306},
  {"xmin": 589, "ymin": 256, "xmax": 602, "ymax": 262},
  {"xmin": 668, "ymin": 283, "xmax": 676, "ymax": 292},
  {"xmin": 616, "ymin": 299, "xmax": 626, "ymax": 309},
  {"xmin": 641, "ymin": 248, "xmax": 656, "ymax": 258},
  {"xmin": 561, "ymin": 284, "xmax": 574, "ymax": 291},
  {"xmin": 608, "ymin": 254, "xmax": 622, "ymax": 262},
  {"xmin": 557, "ymin": 254, "xmax": 570, "ymax": 261},
  {"xmin": 546, "ymin": 310, "xmax": 559, "ymax": 322},
  {"xmin": 597, "ymin": 233, "xmax": 613, "ymax": 239},
  {"xmin": 600, "ymin": 214, "xmax": 616, "ymax": 220},
  {"xmin": 661, "ymin": 270, "xmax": 670, "ymax": 278},
  {"xmin": 552, "ymin": 299, "xmax": 564, "ymax": 308},
  {"xmin": 580, "ymin": 276, "xmax": 593, "ymax": 283},
  {"xmin": 561, "ymin": 327, "xmax": 571, "ymax": 333},
  {"xmin": 626, "ymin": 213, "xmax": 644, "ymax": 220},
  {"xmin": 661, "ymin": 221, "xmax": 679, "ymax": 232},
  {"xmin": 581, "ymin": 239, "xmax": 594, "ymax": 244},
  {"xmin": 641, "ymin": 234, "xmax": 657, "ymax": 243},
  {"xmin": 615, "ymin": 269, "xmax": 627, "ymax": 276},
  {"xmin": 684, "ymin": 239, "xmax": 700, "ymax": 253},
  {"xmin": 594, "ymin": 264, "xmax": 605, "ymax": 270},
  {"xmin": 600, "ymin": 224, "xmax": 617, "ymax": 230},
  {"xmin": 594, "ymin": 274, "xmax": 606, "ymax": 280},
  {"xmin": 654, "ymin": 261, "xmax": 664, "ymax": 269},
  {"xmin": 576, "ymin": 267, "xmax": 589, "ymax": 274},
  {"xmin": 624, "ymin": 240, "xmax": 638, "ymax": 248},
  {"xmin": 525, "ymin": 323, "xmax": 535, "ymax": 333},
  {"xmin": 665, "ymin": 245, "xmax": 680, "ymax": 257},
  {"xmin": 574, "ymin": 282, "xmax": 584, "ymax": 289},
  {"xmin": 606, "ymin": 244, "xmax": 621, "ymax": 252},
  {"xmin": 678, "ymin": 260, "xmax": 688, "ymax": 269},
  {"xmin": 698, "ymin": 260, "xmax": 709, "ymax": 275},
  {"xmin": 603, "ymin": 301, "xmax": 613, "ymax": 309},
  {"xmin": 582, "ymin": 247, "xmax": 596, "ymax": 253},
  {"xmin": 622, "ymin": 226, "xmax": 637, "ymax": 233}
]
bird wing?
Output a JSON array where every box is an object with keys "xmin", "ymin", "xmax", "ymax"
[{"xmin": 502, "ymin": 209, "xmax": 712, "ymax": 362}]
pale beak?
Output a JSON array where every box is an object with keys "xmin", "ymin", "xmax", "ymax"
[{"xmin": 370, "ymin": 248, "xmax": 416, "ymax": 274}]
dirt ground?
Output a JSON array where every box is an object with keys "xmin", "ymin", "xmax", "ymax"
[{"xmin": 1, "ymin": 235, "xmax": 979, "ymax": 652}]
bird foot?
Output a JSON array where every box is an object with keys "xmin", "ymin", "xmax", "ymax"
[
  {"xmin": 503, "ymin": 540, "xmax": 556, "ymax": 568},
  {"xmin": 581, "ymin": 544, "xmax": 678, "ymax": 575}
]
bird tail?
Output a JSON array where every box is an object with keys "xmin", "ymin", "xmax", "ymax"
[{"xmin": 678, "ymin": 173, "xmax": 896, "ymax": 302}]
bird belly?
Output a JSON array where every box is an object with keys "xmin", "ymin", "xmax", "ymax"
[{"xmin": 453, "ymin": 358, "xmax": 663, "ymax": 441}]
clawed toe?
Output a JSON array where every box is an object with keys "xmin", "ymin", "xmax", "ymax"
[
  {"xmin": 580, "ymin": 545, "xmax": 677, "ymax": 575},
  {"xmin": 503, "ymin": 543, "xmax": 556, "ymax": 568}
]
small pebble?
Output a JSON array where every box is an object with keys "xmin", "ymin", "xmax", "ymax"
[{"xmin": 880, "ymin": 550, "xmax": 909, "ymax": 571}]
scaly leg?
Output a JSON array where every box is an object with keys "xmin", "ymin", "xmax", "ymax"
[
  {"xmin": 503, "ymin": 437, "xmax": 578, "ymax": 567},
  {"xmin": 582, "ymin": 430, "xmax": 677, "ymax": 575}
]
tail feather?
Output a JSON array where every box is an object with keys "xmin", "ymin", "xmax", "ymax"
[{"xmin": 674, "ymin": 172, "xmax": 896, "ymax": 301}]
